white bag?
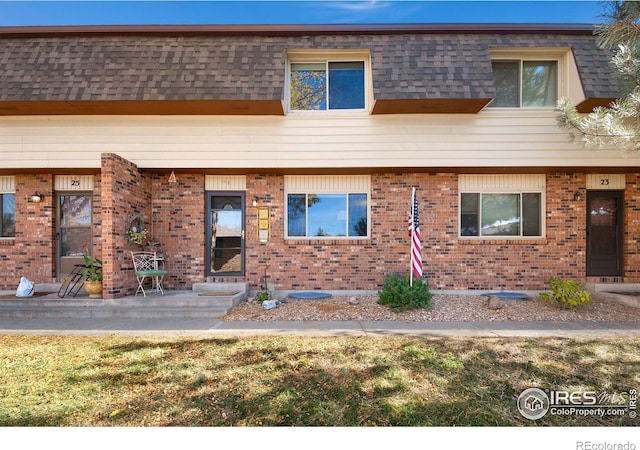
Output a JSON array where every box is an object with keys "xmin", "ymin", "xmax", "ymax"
[
  {"xmin": 262, "ymin": 300, "xmax": 278, "ymax": 310},
  {"xmin": 16, "ymin": 276, "xmax": 34, "ymax": 297}
]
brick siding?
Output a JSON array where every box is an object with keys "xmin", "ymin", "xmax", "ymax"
[{"xmin": 2, "ymin": 169, "xmax": 640, "ymax": 294}]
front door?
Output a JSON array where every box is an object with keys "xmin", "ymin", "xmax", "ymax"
[
  {"xmin": 56, "ymin": 192, "xmax": 93, "ymax": 278},
  {"xmin": 586, "ymin": 191, "xmax": 624, "ymax": 277},
  {"xmin": 206, "ymin": 192, "xmax": 245, "ymax": 276}
]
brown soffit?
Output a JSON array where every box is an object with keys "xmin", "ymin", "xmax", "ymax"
[
  {"xmin": 0, "ymin": 100, "xmax": 285, "ymax": 116},
  {"xmin": 372, "ymin": 98, "xmax": 493, "ymax": 114},
  {"xmin": 3, "ymin": 166, "xmax": 636, "ymax": 177},
  {"xmin": 575, "ymin": 98, "xmax": 619, "ymax": 113},
  {"xmin": 0, "ymin": 23, "xmax": 597, "ymax": 38}
]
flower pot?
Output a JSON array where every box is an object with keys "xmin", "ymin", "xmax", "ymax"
[{"xmin": 83, "ymin": 280, "xmax": 103, "ymax": 298}]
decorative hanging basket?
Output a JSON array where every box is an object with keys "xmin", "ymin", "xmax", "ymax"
[{"xmin": 125, "ymin": 213, "xmax": 149, "ymax": 245}]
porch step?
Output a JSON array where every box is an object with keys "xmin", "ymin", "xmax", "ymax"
[
  {"xmin": 0, "ymin": 287, "xmax": 248, "ymax": 319},
  {"xmin": 586, "ymin": 283, "xmax": 640, "ymax": 309}
]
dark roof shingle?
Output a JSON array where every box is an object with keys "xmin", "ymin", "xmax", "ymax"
[{"xmin": 0, "ymin": 25, "xmax": 621, "ymax": 112}]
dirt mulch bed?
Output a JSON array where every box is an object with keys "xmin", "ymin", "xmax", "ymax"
[{"xmin": 221, "ymin": 293, "xmax": 640, "ymax": 323}]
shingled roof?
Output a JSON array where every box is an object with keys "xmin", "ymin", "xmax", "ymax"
[{"xmin": 0, "ymin": 24, "xmax": 620, "ymax": 115}]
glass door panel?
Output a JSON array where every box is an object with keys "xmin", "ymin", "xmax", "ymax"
[
  {"xmin": 587, "ymin": 191, "xmax": 623, "ymax": 276},
  {"xmin": 207, "ymin": 193, "xmax": 244, "ymax": 276},
  {"xmin": 57, "ymin": 193, "xmax": 92, "ymax": 277}
]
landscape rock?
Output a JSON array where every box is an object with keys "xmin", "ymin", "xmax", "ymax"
[
  {"xmin": 487, "ymin": 296, "xmax": 504, "ymax": 310},
  {"xmin": 223, "ymin": 293, "xmax": 640, "ymax": 323}
]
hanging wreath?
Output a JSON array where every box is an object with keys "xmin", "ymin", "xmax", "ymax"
[{"xmin": 125, "ymin": 213, "xmax": 149, "ymax": 245}]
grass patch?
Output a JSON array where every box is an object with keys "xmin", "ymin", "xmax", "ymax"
[{"xmin": 0, "ymin": 335, "xmax": 638, "ymax": 426}]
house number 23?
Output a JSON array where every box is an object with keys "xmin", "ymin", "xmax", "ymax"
[{"xmin": 600, "ymin": 178, "xmax": 610, "ymax": 186}]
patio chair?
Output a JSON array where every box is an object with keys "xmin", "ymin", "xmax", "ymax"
[{"xmin": 131, "ymin": 251, "xmax": 169, "ymax": 297}]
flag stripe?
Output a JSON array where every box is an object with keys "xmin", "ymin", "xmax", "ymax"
[{"xmin": 410, "ymin": 189, "xmax": 423, "ymax": 279}]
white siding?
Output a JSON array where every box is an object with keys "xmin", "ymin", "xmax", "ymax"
[
  {"xmin": 1, "ymin": 111, "xmax": 639, "ymax": 170},
  {"xmin": 0, "ymin": 176, "xmax": 15, "ymax": 193},
  {"xmin": 460, "ymin": 174, "xmax": 546, "ymax": 192},
  {"xmin": 54, "ymin": 175, "xmax": 94, "ymax": 191},
  {"xmin": 285, "ymin": 175, "xmax": 370, "ymax": 193},
  {"xmin": 586, "ymin": 174, "xmax": 626, "ymax": 190},
  {"xmin": 205, "ymin": 175, "xmax": 246, "ymax": 191}
]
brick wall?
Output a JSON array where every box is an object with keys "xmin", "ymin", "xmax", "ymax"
[
  {"xmin": 238, "ymin": 172, "xmax": 624, "ymax": 291},
  {"xmin": 149, "ymin": 174, "xmax": 205, "ymax": 290},
  {"xmin": 0, "ymin": 174, "xmax": 55, "ymax": 289},
  {"xmin": 3, "ymin": 169, "xmax": 640, "ymax": 293},
  {"xmin": 101, "ymin": 153, "xmax": 151, "ymax": 298},
  {"xmin": 235, "ymin": 172, "xmax": 588, "ymax": 291},
  {"xmin": 624, "ymin": 174, "xmax": 640, "ymax": 282}
]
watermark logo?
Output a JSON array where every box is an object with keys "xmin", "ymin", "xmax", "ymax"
[
  {"xmin": 517, "ymin": 388, "xmax": 550, "ymax": 420},
  {"xmin": 517, "ymin": 387, "xmax": 637, "ymax": 420}
]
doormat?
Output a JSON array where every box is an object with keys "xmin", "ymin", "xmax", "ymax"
[
  {"xmin": 288, "ymin": 292, "xmax": 333, "ymax": 300},
  {"xmin": 198, "ymin": 291, "xmax": 240, "ymax": 297},
  {"xmin": 0, "ymin": 292, "xmax": 56, "ymax": 299}
]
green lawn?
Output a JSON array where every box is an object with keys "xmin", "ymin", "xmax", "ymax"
[{"xmin": 0, "ymin": 335, "xmax": 637, "ymax": 426}]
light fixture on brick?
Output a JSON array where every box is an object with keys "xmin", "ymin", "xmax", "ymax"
[
  {"xmin": 168, "ymin": 171, "xmax": 177, "ymax": 184},
  {"xmin": 30, "ymin": 192, "xmax": 44, "ymax": 203}
]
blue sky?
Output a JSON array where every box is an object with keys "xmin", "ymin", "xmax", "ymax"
[{"xmin": 0, "ymin": 1, "xmax": 608, "ymax": 26}]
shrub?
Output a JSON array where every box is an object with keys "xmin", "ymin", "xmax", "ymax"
[
  {"xmin": 255, "ymin": 291, "xmax": 269, "ymax": 302},
  {"xmin": 378, "ymin": 274, "xmax": 432, "ymax": 312},
  {"xmin": 539, "ymin": 277, "xmax": 592, "ymax": 309}
]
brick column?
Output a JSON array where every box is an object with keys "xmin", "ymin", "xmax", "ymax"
[{"xmin": 101, "ymin": 153, "xmax": 151, "ymax": 298}]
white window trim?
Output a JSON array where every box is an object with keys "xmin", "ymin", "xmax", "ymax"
[
  {"xmin": 284, "ymin": 175, "xmax": 371, "ymax": 240},
  {"xmin": 486, "ymin": 47, "xmax": 570, "ymax": 111},
  {"xmin": 286, "ymin": 49, "xmax": 373, "ymax": 114},
  {"xmin": 459, "ymin": 174, "xmax": 546, "ymax": 240}
]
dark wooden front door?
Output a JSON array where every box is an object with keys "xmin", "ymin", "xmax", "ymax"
[{"xmin": 586, "ymin": 191, "xmax": 624, "ymax": 277}]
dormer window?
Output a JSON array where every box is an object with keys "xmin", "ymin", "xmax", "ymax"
[
  {"xmin": 290, "ymin": 61, "xmax": 365, "ymax": 110},
  {"xmin": 490, "ymin": 59, "xmax": 558, "ymax": 108},
  {"xmin": 287, "ymin": 50, "xmax": 370, "ymax": 112},
  {"xmin": 486, "ymin": 42, "xmax": 571, "ymax": 111}
]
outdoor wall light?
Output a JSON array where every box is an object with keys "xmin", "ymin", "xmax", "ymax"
[
  {"xmin": 252, "ymin": 196, "xmax": 259, "ymax": 207},
  {"xmin": 573, "ymin": 190, "xmax": 584, "ymax": 201},
  {"xmin": 168, "ymin": 171, "xmax": 177, "ymax": 184},
  {"xmin": 30, "ymin": 192, "xmax": 44, "ymax": 203}
]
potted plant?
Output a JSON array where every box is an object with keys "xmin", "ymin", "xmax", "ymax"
[{"xmin": 82, "ymin": 254, "xmax": 103, "ymax": 298}]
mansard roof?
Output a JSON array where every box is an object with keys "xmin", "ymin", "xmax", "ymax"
[{"xmin": 0, "ymin": 23, "xmax": 620, "ymax": 115}]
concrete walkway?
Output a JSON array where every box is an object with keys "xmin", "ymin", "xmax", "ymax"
[{"xmin": 0, "ymin": 315, "xmax": 639, "ymax": 337}]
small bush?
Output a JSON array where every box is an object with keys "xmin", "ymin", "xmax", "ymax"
[
  {"xmin": 539, "ymin": 277, "xmax": 592, "ymax": 309},
  {"xmin": 378, "ymin": 274, "xmax": 432, "ymax": 312},
  {"xmin": 255, "ymin": 291, "xmax": 269, "ymax": 302}
]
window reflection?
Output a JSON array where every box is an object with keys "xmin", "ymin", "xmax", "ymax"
[
  {"xmin": 287, "ymin": 193, "xmax": 368, "ymax": 238},
  {"xmin": 1, "ymin": 193, "xmax": 15, "ymax": 237}
]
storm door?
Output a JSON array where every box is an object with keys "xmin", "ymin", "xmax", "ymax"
[
  {"xmin": 586, "ymin": 191, "xmax": 624, "ymax": 277},
  {"xmin": 56, "ymin": 192, "xmax": 93, "ymax": 278},
  {"xmin": 206, "ymin": 192, "xmax": 245, "ymax": 276}
]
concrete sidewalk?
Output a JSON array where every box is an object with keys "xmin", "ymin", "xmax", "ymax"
[{"xmin": 0, "ymin": 315, "xmax": 639, "ymax": 337}]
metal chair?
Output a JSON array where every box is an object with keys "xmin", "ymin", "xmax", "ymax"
[{"xmin": 131, "ymin": 251, "xmax": 168, "ymax": 297}]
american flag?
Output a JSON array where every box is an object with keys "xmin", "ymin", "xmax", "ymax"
[{"xmin": 409, "ymin": 188, "xmax": 423, "ymax": 280}]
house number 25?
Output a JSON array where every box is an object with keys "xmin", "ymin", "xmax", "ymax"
[{"xmin": 70, "ymin": 178, "xmax": 81, "ymax": 187}]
